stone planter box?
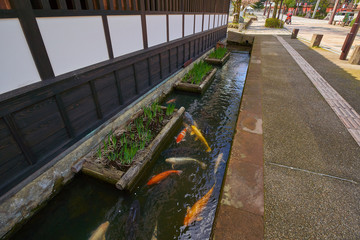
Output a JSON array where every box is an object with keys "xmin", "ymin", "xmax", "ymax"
[
  {"xmin": 74, "ymin": 106, "xmax": 185, "ymax": 191},
  {"xmin": 174, "ymin": 68, "xmax": 217, "ymax": 94},
  {"xmin": 204, "ymin": 52, "xmax": 231, "ymax": 66}
]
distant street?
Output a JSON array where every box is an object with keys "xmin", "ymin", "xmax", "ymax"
[
  {"xmin": 284, "ymin": 14, "xmax": 360, "ymax": 55},
  {"xmin": 238, "ymin": 11, "xmax": 360, "ymax": 57}
]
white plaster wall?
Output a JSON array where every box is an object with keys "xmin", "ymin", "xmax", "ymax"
[
  {"xmin": 184, "ymin": 14, "xmax": 194, "ymax": 36},
  {"xmin": 108, "ymin": 15, "xmax": 143, "ymax": 58},
  {"xmin": 209, "ymin": 14, "xmax": 214, "ymax": 29},
  {"xmin": 224, "ymin": 14, "xmax": 228, "ymax": 25},
  {"xmin": 146, "ymin": 15, "xmax": 167, "ymax": 47},
  {"xmin": 0, "ymin": 19, "xmax": 41, "ymax": 95},
  {"xmin": 37, "ymin": 16, "xmax": 109, "ymax": 76},
  {"xmin": 169, "ymin": 14, "xmax": 182, "ymax": 41},
  {"xmin": 203, "ymin": 14, "xmax": 209, "ymax": 31},
  {"xmin": 215, "ymin": 15, "xmax": 219, "ymax": 28},
  {"xmin": 195, "ymin": 14, "xmax": 203, "ymax": 33}
]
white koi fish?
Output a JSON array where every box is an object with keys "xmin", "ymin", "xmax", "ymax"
[
  {"xmin": 165, "ymin": 157, "xmax": 207, "ymax": 169},
  {"xmin": 214, "ymin": 153, "xmax": 224, "ymax": 174}
]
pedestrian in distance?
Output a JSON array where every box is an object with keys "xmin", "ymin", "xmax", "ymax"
[{"xmin": 285, "ymin": 11, "xmax": 293, "ymax": 24}]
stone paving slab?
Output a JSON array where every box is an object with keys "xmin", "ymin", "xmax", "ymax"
[
  {"xmin": 260, "ymin": 35, "xmax": 360, "ymax": 239},
  {"xmin": 277, "ymin": 35, "xmax": 360, "ymax": 147}
]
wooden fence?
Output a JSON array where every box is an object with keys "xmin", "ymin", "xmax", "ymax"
[{"xmin": 0, "ymin": 0, "xmax": 229, "ymax": 197}]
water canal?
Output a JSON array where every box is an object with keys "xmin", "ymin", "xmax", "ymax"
[{"xmin": 10, "ymin": 50, "xmax": 250, "ymax": 240}]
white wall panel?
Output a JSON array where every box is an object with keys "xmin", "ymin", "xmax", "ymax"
[
  {"xmin": 184, "ymin": 14, "xmax": 194, "ymax": 36},
  {"xmin": 215, "ymin": 15, "xmax": 219, "ymax": 28},
  {"xmin": 203, "ymin": 14, "xmax": 209, "ymax": 31},
  {"xmin": 146, "ymin": 15, "xmax": 167, "ymax": 47},
  {"xmin": 0, "ymin": 19, "xmax": 41, "ymax": 95},
  {"xmin": 37, "ymin": 16, "xmax": 108, "ymax": 76},
  {"xmin": 169, "ymin": 14, "xmax": 182, "ymax": 41},
  {"xmin": 209, "ymin": 14, "xmax": 214, "ymax": 29},
  {"xmin": 195, "ymin": 14, "xmax": 203, "ymax": 33},
  {"xmin": 225, "ymin": 14, "xmax": 228, "ymax": 25},
  {"xmin": 108, "ymin": 15, "xmax": 143, "ymax": 58}
]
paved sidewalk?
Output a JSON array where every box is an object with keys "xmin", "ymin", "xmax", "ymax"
[{"xmin": 214, "ymin": 14, "xmax": 360, "ymax": 240}]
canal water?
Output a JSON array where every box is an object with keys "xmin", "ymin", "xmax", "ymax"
[{"xmin": 10, "ymin": 51, "xmax": 250, "ymax": 240}]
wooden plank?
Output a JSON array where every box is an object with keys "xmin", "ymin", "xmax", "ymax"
[
  {"xmin": 113, "ymin": 71, "xmax": 124, "ymax": 105},
  {"xmin": 32, "ymin": 129, "xmax": 69, "ymax": 159},
  {"xmin": 117, "ymin": 66, "xmax": 137, "ymax": 100},
  {"xmin": 149, "ymin": 55, "xmax": 161, "ymax": 84},
  {"xmin": 109, "ymin": 0, "xmax": 115, "ymax": 9},
  {"xmin": 147, "ymin": 57, "xmax": 152, "ymax": 86},
  {"xmin": 151, "ymin": 0, "xmax": 155, "ymax": 11},
  {"xmin": 18, "ymin": 113, "xmax": 66, "ymax": 148},
  {"xmin": 55, "ymin": 94, "xmax": 75, "ymax": 138},
  {"xmin": 132, "ymin": 64, "xmax": 139, "ymax": 94},
  {"xmin": 73, "ymin": 0, "xmax": 82, "ymax": 9},
  {"xmin": 156, "ymin": 0, "xmax": 160, "ymax": 11},
  {"xmin": 57, "ymin": 0, "xmax": 67, "ymax": 9},
  {"xmin": 10, "ymin": 0, "xmax": 54, "ymax": 80},
  {"xmin": 134, "ymin": 59, "xmax": 149, "ymax": 92},
  {"xmin": 89, "ymin": 81, "xmax": 103, "ymax": 119},
  {"xmin": 85, "ymin": 0, "xmax": 94, "ymax": 9},
  {"xmin": 125, "ymin": 0, "xmax": 131, "ymax": 10},
  {"xmin": 40, "ymin": 0, "xmax": 51, "ymax": 9},
  {"xmin": 4, "ymin": 115, "xmax": 34, "ymax": 165}
]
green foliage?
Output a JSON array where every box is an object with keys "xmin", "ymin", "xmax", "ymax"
[
  {"xmin": 252, "ymin": 1, "xmax": 263, "ymax": 9},
  {"xmin": 166, "ymin": 103, "xmax": 175, "ymax": 116},
  {"xmin": 96, "ymin": 101, "xmax": 170, "ymax": 166},
  {"xmin": 182, "ymin": 61, "xmax": 213, "ymax": 84},
  {"xmin": 350, "ymin": 18, "xmax": 356, "ymax": 27},
  {"xmin": 208, "ymin": 47, "xmax": 228, "ymax": 59},
  {"xmin": 265, "ymin": 18, "xmax": 284, "ymax": 28}
]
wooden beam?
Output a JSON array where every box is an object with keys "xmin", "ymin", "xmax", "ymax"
[
  {"xmin": 55, "ymin": 94, "xmax": 75, "ymax": 138},
  {"xmin": 9, "ymin": 0, "xmax": 55, "ymax": 80},
  {"xmin": 4, "ymin": 115, "xmax": 34, "ymax": 165}
]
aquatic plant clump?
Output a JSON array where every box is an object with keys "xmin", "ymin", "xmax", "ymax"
[
  {"xmin": 208, "ymin": 47, "xmax": 228, "ymax": 60},
  {"xmin": 95, "ymin": 102, "xmax": 174, "ymax": 171},
  {"xmin": 181, "ymin": 61, "xmax": 213, "ymax": 85}
]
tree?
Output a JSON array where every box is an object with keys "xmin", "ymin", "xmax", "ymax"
[
  {"xmin": 242, "ymin": 0, "xmax": 259, "ymax": 12},
  {"xmin": 252, "ymin": 1, "xmax": 264, "ymax": 9},
  {"xmin": 272, "ymin": 0, "xmax": 281, "ymax": 18},
  {"xmin": 284, "ymin": 0, "xmax": 296, "ymax": 12},
  {"xmin": 232, "ymin": 0, "xmax": 242, "ymax": 23}
]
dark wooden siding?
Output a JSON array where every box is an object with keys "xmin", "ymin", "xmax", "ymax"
[{"xmin": 0, "ymin": 0, "xmax": 227, "ymax": 195}]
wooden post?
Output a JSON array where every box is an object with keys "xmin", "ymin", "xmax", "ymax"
[
  {"xmin": 349, "ymin": 45, "xmax": 360, "ymax": 64},
  {"xmin": 310, "ymin": 34, "xmax": 323, "ymax": 47},
  {"xmin": 291, "ymin": 29, "xmax": 299, "ymax": 39},
  {"xmin": 340, "ymin": 11, "xmax": 360, "ymax": 60},
  {"xmin": 328, "ymin": 0, "xmax": 340, "ymax": 24}
]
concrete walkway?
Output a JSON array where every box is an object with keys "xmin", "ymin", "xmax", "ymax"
[{"xmin": 213, "ymin": 13, "xmax": 360, "ymax": 240}]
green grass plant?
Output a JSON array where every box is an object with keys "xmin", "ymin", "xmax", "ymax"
[
  {"xmin": 265, "ymin": 18, "xmax": 284, "ymax": 28},
  {"xmin": 97, "ymin": 101, "xmax": 171, "ymax": 166},
  {"xmin": 208, "ymin": 47, "xmax": 228, "ymax": 59},
  {"xmin": 182, "ymin": 61, "xmax": 213, "ymax": 84}
]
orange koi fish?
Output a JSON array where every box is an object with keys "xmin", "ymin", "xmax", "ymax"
[
  {"xmin": 184, "ymin": 184, "xmax": 215, "ymax": 226},
  {"xmin": 176, "ymin": 128, "xmax": 187, "ymax": 143},
  {"xmin": 166, "ymin": 98, "xmax": 176, "ymax": 104},
  {"xmin": 147, "ymin": 170, "xmax": 182, "ymax": 186},
  {"xmin": 89, "ymin": 221, "xmax": 109, "ymax": 240}
]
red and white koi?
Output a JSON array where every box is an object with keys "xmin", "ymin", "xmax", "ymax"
[{"xmin": 176, "ymin": 128, "xmax": 187, "ymax": 143}]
